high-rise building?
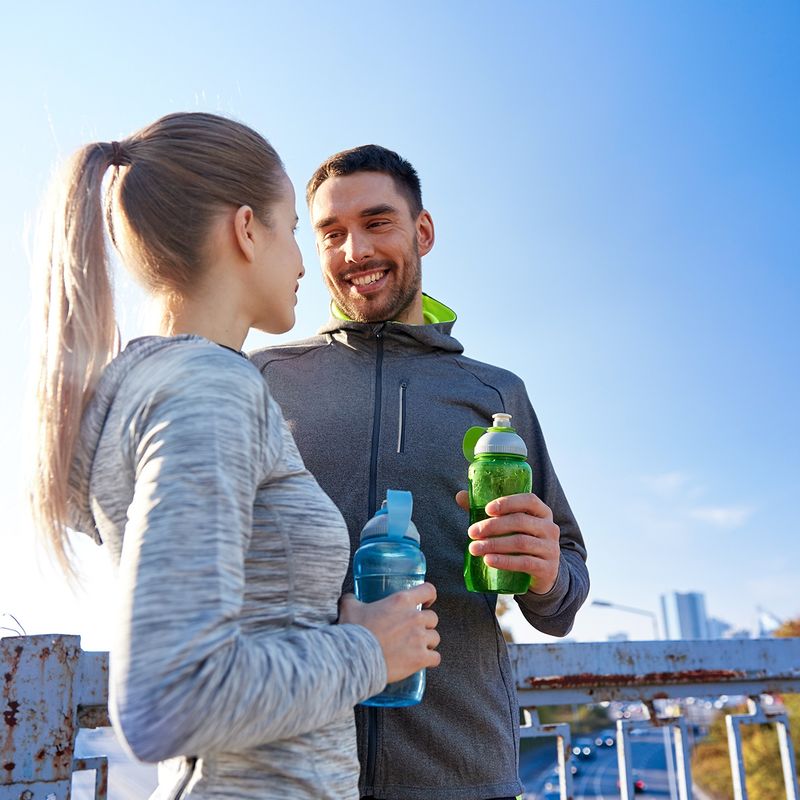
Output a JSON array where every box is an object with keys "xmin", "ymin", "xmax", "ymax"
[
  {"xmin": 707, "ymin": 617, "xmax": 732, "ymax": 639},
  {"xmin": 660, "ymin": 591, "xmax": 709, "ymax": 640}
]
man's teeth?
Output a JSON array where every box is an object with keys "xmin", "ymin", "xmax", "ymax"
[{"xmin": 351, "ymin": 271, "xmax": 386, "ymax": 286}]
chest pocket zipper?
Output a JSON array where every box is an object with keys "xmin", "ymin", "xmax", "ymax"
[{"xmin": 397, "ymin": 381, "xmax": 408, "ymax": 453}]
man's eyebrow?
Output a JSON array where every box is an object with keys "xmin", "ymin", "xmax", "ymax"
[
  {"xmin": 360, "ymin": 203, "xmax": 398, "ymax": 218},
  {"xmin": 314, "ymin": 215, "xmax": 338, "ymax": 230},
  {"xmin": 313, "ymin": 203, "xmax": 399, "ymax": 231}
]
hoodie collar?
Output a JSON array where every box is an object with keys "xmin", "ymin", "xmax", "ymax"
[{"xmin": 317, "ymin": 293, "xmax": 463, "ymax": 354}]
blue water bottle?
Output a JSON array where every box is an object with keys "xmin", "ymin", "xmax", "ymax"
[{"xmin": 353, "ymin": 489, "xmax": 427, "ymax": 707}]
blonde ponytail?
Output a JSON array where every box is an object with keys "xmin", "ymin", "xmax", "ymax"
[
  {"xmin": 30, "ymin": 142, "xmax": 119, "ymax": 575},
  {"xmin": 29, "ymin": 112, "xmax": 285, "ymax": 577}
]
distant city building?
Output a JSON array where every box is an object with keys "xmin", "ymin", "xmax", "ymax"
[
  {"xmin": 660, "ymin": 591, "xmax": 710, "ymax": 640},
  {"xmin": 707, "ymin": 617, "xmax": 732, "ymax": 639},
  {"xmin": 607, "ymin": 632, "xmax": 629, "ymax": 642}
]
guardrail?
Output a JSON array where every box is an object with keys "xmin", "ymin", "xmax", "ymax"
[
  {"xmin": 511, "ymin": 638, "xmax": 800, "ymax": 800},
  {"xmin": 2, "ymin": 635, "xmax": 799, "ymax": 800}
]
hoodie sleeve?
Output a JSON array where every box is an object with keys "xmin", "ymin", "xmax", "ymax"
[
  {"xmin": 506, "ymin": 385, "xmax": 590, "ymax": 636},
  {"xmin": 108, "ymin": 352, "xmax": 386, "ymax": 762}
]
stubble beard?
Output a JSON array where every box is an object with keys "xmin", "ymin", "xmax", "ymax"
[{"xmin": 328, "ymin": 245, "xmax": 422, "ymax": 323}]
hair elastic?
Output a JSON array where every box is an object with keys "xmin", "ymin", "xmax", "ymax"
[{"xmin": 110, "ymin": 141, "xmax": 129, "ymax": 167}]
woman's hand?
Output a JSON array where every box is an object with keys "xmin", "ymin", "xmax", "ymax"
[{"xmin": 339, "ymin": 583, "xmax": 440, "ymax": 682}]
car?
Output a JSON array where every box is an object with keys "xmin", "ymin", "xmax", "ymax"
[
  {"xmin": 571, "ymin": 737, "xmax": 595, "ymax": 759},
  {"xmin": 616, "ymin": 770, "xmax": 647, "ymax": 793},
  {"xmin": 548, "ymin": 763, "xmax": 579, "ymax": 780},
  {"xmin": 594, "ymin": 728, "xmax": 616, "ymax": 748}
]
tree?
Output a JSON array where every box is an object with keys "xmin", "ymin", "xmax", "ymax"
[{"xmin": 691, "ymin": 618, "xmax": 800, "ymax": 799}]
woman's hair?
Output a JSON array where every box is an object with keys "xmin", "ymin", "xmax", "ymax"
[{"xmin": 30, "ymin": 112, "xmax": 285, "ymax": 575}]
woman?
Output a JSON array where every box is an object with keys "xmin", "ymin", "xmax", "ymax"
[{"xmin": 29, "ymin": 112, "xmax": 440, "ymax": 799}]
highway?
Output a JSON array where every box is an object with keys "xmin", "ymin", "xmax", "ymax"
[
  {"xmin": 72, "ymin": 725, "xmax": 678, "ymax": 799},
  {"xmin": 521, "ymin": 728, "xmax": 676, "ymax": 799}
]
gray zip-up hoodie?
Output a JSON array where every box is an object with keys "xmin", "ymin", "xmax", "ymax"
[
  {"xmin": 67, "ymin": 335, "xmax": 386, "ymax": 799},
  {"xmin": 251, "ymin": 299, "xmax": 589, "ymax": 800}
]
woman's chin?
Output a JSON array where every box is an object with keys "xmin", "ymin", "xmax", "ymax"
[{"xmin": 255, "ymin": 313, "xmax": 295, "ymax": 336}]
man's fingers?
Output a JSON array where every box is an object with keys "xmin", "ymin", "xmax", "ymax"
[
  {"xmin": 485, "ymin": 492, "xmax": 552, "ymax": 520},
  {"xmin": 469, "ymin": 513, "xmax": 560, "ymax": 542},
  {"xmin": 468, "ymin": 532, "xmax": 551, "ymax": 557},
  {"xmin": 482, "ymin": 553, "xmax": 543, "ymax": 575},
  {"xmin": 455, "ymin": 490, "xmax": 469, "ymax": 511}
]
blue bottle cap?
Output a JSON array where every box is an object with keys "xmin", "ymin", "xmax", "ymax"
[{"xmin": 360, "ymin": 489, "xmax": 420, "ymax": 543}]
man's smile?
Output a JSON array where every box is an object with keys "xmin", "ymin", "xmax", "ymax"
[{"xmin": 343, "ymin": 265, "xmax": 392, "ymax": 295}]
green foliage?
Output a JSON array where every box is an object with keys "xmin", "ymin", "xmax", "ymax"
[
  {"xmin": 692, "ymin": 619, "xmax": 800, "ymax": 799},
  {"xmin": 692, "ymin": 697, "xmax": 799, "ymax": 800},
  {"xmin": 537, "ymin": 703, "xmax": 611, "ymax": 735}
]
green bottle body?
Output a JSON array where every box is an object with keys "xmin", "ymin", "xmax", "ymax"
[{"xmin": 464, "ymin": 453, "xmax": 533, "ymax": 594}]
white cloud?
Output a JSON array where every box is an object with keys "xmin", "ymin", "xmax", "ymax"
[
  {"xmin": 689, "ymin": 506, "xmax": 754, "ymax": 528},
  {"xmin": 640, "ymin": 471, "xmax": 691, "ymax": 497}
]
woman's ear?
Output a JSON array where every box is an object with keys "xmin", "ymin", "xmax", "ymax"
[{"xmin": 233, "ymin": 205, "xmax": 257, "ymax": 262}]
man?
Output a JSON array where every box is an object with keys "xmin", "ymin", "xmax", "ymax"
[{"xmin": 250, "ymin": 145, "xmax": 589, "ymax": 800}]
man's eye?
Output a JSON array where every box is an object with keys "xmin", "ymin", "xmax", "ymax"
[
  {"xmin": 323, "ymin": 231, "xmax": 342, "ymax": 241},
  {"xmin": 367, "ymin": 220, "xmax": 388, "ymax": 229}
]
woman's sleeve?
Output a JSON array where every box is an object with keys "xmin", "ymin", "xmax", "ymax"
[{"xmin": 109, "ymin": 357, "xmax": 386, "ymax": 762}]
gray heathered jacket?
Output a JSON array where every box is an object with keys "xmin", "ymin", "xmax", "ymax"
[
  {"xmin": 67, "ymin": 335, "xmax": 387, "ymax": 799},
  {"xmin": 250, "ymin": 300, "xmax": 589, "ymax": 800}
]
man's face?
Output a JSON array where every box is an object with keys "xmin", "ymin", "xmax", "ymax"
[{"xmin": 310, "ymin": 172, "xmax": 434, "ymax": 324}]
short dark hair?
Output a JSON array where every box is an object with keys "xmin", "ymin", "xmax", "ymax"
[{"xmin": 306, "ymin": 144, "xmax": 423, "ymax": 217}]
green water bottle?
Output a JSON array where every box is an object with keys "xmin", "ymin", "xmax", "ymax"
[{"xmin": 462, "ymin": 413, "xmax": 533, "ymax": 594}]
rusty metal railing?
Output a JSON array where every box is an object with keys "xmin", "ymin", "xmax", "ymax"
[
  {"xmin": 3, "ymin": 634, "xmax": 799, "ymax": 799},
  {"xmin": 510, "ymin": 638, "xmax": 800, "ymax": 800},
  {"xmin": 1, "ymin": 635, "xmax": 108, "ymax": 800}
]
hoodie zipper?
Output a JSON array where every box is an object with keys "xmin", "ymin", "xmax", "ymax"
[
  {"xmin": 367, "ymin": 330, "xmax": 384, "ymax": 516},
  {"xmin": 397, "ymin": 381, "xmax": 408, "ymax": 453},
  {"xmin": 366, "ymin": 328, "xmax": 384, "ymax": 790}
]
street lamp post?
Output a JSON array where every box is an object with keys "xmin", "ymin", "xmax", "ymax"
[{"xmin": 592, "ymin": 599, "xmax": 661, "ymax": 640}]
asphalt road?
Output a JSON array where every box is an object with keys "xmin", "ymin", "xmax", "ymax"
[{"xmin": 521, "ymin": 729, "xmax": 677, "ymax": 800}]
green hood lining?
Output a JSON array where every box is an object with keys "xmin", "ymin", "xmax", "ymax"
[{"xmin": 331, "ymin": 293, "xmax": 456, "ymax": 325}]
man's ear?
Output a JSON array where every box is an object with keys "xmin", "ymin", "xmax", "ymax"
[
  {"xmin": 416, "ymin": 210, "xmax": 435, "ymax": 257},
  {"xmin": 233, "ymin": 205, "xmax": 257, "ymax": 262}
]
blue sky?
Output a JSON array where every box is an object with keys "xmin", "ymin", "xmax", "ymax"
[{"xmin": 1, "ymin": 2, "xmax": 797, "ymax": 647}]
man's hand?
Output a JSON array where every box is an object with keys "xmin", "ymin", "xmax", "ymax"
[{"xmin": 455, "ymin": 490, "xmax": 560, "ymax": 595}]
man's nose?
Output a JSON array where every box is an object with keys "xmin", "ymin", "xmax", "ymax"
[{"xmin": 344, "ymin": 230, "xmax": 374, "ymax": 264}]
